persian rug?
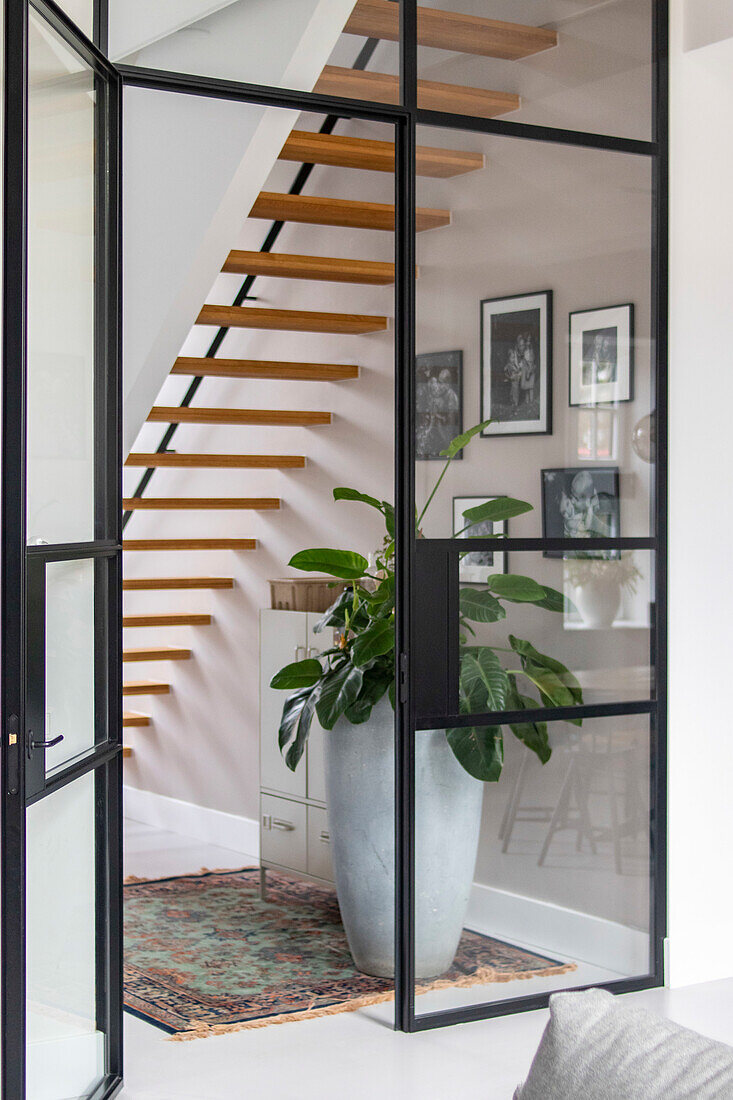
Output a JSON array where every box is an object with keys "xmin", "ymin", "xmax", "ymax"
[{"xmin": 124, "ymin": 868, "xmax": 576, "ymax": 1040}]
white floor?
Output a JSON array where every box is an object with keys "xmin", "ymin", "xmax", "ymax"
[{"xmin": 122, "ymin": 821, "xmax": 733, "ymax": 1100}]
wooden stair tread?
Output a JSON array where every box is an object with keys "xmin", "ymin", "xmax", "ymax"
[
  {"xmin": 123, "ymin": 497, "xmax": 280, "ymax": 511},
  {"xmin": 123, "ymin": 680, "xmax": 171, "ymax": 695},
  {"xmin": 124, "ymin": 538, "xmax": 258, "ymax": 550},
  {"xmin": 223, "ymin": 250, "xmax": 398, "ymax": 285},
  {"xmin": 124, "ymin": 614, "xmax": 211, "ymax": 628},
  {"xmin": 197, "ymin": 303, "xmax": 388, "ymax": 334},
  {"xmin": 280, "ymin": 129, "xmax": 485, "ymax": 178},
  {"xmin": 123, "ymin": 577, "xmax": 234, "ymax": 591},
  {"xmin": 122, "ymin": 746, "xmax": 135, "ymax": 756},
  {"xmin": 148, "ymin": 406, "xmax": 331, "ymax": 427},
  {"xmin": 126, "ymin": 452, "xmax": 306, "ymax": 470},
  {"xmin": 344, "ymin": 0, "xmax": 557, "ymax": 60},
  {"xmin": 123, "ymin": 712, "xmax": 151, "ymax": 726},
  {"xmin": 315, "ymin": 67, "xmax": 520, "ymax": 120},
  {"xmin": 123, "ymin": 646, "xmax": 192, "ymax": 662},
  {"xmin": 171, "ymin": 358, "xmax": 358, "ymax": 382},
  {"xmin": 250, "ymin": 191, "xmax": 449, "ymax": 232}
]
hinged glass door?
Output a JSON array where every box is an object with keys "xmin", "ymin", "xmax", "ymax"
[{"xmin": 1, "ymin": 1, "xmax": 122, "ymax": 1095}]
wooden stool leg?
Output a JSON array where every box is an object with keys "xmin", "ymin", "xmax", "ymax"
[
  {"xmin": 500, "ymin": 753, "xmax": 529, "ymax": 851},
  {"xmin": 538, "ymin": 758, "xmax": 575, "ymax": 867}
]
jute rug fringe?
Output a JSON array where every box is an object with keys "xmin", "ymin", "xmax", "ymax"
[
  {"xmin": 165, "ymin": 961, "xmax": 576, "ymax": 1042},
  {"xmin": 125, "ymin": 866, "xmax": 255, "ymax": 885}
]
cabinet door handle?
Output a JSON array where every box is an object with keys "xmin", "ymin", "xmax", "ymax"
[
  {"xmin": 293, "ymin": 645, "xmax": 306, "ymax": 661},
  {"xmin": 306, "ymin": 646, "xmax": 319, "ymax": 657},
  {"xmin": 319, "ymin": 829, "xmax": 330, "ymax": 843},
  {"xmin": 272, "ymin": 818, "xmax": 296, "ymax": 832}
]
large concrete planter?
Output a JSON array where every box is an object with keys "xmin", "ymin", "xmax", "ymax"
[{"xmin": 324, "ymin": 697, "xmax": 483, "ymax": 980}]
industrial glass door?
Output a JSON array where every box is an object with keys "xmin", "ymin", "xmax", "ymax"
[{"xmin": 1, "ymin": 1, "xmax": 122, "ymax": 1096}]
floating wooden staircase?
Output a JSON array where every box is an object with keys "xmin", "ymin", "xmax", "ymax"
[
  {"xmin": 123, "ymin": 4, "xmax": 560, "ymax": 753},
  {"xmin": 250, "ymin": 191, "xmax": 450, "ymax": 232},
  {"xmin": 196, "ymin": 302, "xmax": 389, "ymax": 333},
  {"xmin": 279, "ymin": 130, "xmax": 485, "ymax": 178},
  {"xmin": 171, "ymin": 358, "xmax": 358, "ymax": 381},
  {"xmin": 343, "ymin": 0, "xmax": 557, "ymax": 60}
]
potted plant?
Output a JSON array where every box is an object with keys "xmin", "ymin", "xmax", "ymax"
[
  {"xmin": 270, "ymin": 423, "xmax": 584, "ymax": 979},
  {"xmin": 565, "ymin": 552, "xmax": 642, "ymax": 629}
]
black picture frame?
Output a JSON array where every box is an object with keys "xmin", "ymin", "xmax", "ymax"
[
  {"xmin": 541, "ymin": 466, "xmax": 621, "ymax": 558},
  {"xmin": 480, "ymin": 290, "xmax": 553, "ymax": 437},
  {"xmin": 452, "ymin": 495, "xmax": 508, "ymax": 582},
  {"xmin": 415, "ymin": 350, "xmax": 463, "ymax": 460},
  {"xmin": 569, "ymin": 303, "xmax": 635, "ymax": 407}
]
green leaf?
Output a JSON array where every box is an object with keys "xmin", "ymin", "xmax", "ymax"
[
  {"xmin": 486, "ymin": 574, "xmax": 546, "ymax": 603},
  {"xmin": 508, "ymin": 636, "xmax": 583, "ymax": 704},
  {"xmin": 446, "ymin": 725, "xmax": 503, "ymax": 782},
  {"xmin": 270, "ymin": 658, "xmax": 322, "ymax": 690},
  {"xmin": 315, "ymin": 664, "xmax": 364, "ymax": 729},
  {"xmin": 278, "ymin": 686, "xmax": 318, "ymax": 772},
  {"xmin": 460, "ymin": 649, "xmax": 509, "ymax": 711},
  {"xmin": 289, "ymin": 548, "xmax": 368, "ymax": 580},
  {"xmin": 312, "ymin": 587, "xmax": 352, "ymax": 633},
  {"xmin": 388, "ymin": 679, "xmax": 396, "ymax": 709},
  {"xmin": 350, "ymin": 619, "xmax": 394, "ymax": 667},
  {"xmin": 333, "ymin": 487, "xmax": 384, "ymax": 511},
  {"xmin": 461, "ymin": 497, "xmax": 532, "ymax": 525},
  {"xmin": 369, "ymin": 574, "xmax": 395, "ymax": 608},
  {"xmin": 383, "ymin": 502, "xmax": 395, "ymax": 538},
  {"xmin": 505, "ymin": 674, "xmax": 551, "ymax": 764},
  {"xmin": 532, "ymin": 585, "xmax": 574, "ymax": 614},
  {"xmin": 439, "ymin": 420, "xmax": 492, "ymax": 459},
  {"xmin": 459, "ymin": 587, "xmax": 506, "ymax": 624}
]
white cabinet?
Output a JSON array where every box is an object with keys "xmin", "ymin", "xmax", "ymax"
[{"xmin": 259, "ymin": 610, "xmax": 334, "ymax": 886}]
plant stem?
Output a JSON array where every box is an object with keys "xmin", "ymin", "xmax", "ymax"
[{"xmin": 416, "ymin": 455, "xmax": 452, "ymax": 528}]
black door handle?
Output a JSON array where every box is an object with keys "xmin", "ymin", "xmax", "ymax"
[{"xmin": 27, "ymin": 732, "xmax": 64, "ymax": 757}]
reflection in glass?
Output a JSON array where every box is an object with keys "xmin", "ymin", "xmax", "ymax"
[
  {"xmin": 455, "ymin": 551, "xmax": 653, "ymax": 720},
  {"xmin": 27, "ymin": 11, "xmax": 96, "ymax": 544},
  {"xmin": 26, "ymin": 773, "xmax": 104, "ymax": 1099},
  {"xmin": 45, "ymin": 558, "xmax": 97, "ymax": 774},
  {"xmin": 415, "ymin": 128, "xmax": 655, "ymax": 541},
  {"xmin": 414, "ymin": 713, "xmax": 651, "ymax": 1014}
]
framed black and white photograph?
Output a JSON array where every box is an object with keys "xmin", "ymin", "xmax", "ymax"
[
  {"xmin": 453, "ymin": 496, "xmax": 508, "ymax": 582},
  {"xmin": 569, "ymin": 303, "xmax": 634, "ymax": 406},
  {"xmin": 480, "ymin": 291, "xmax": 552, "ymax": 437},
  {"xmin": 541, "ymin": 467, "xmax": 620, "ymax": 558},
  {"xmin": 415, "ymin": 350, "xmax": 463, "ymax": 460}
]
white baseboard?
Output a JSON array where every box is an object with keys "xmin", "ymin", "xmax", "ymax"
[
  {"xmin": 123, "ymin": 785, "xmax": 259, "ymax": 858},
  {"xmin": 28, "ymin": 1029, "xmax": 104, "ymax": 1100},
  {"xmin": 467, "ymin": 881, "xmax": 650, "ymax": 976}
]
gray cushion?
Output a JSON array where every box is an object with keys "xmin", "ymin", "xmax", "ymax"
[{"xmin": 515, "ymin": 987, "xmax": 733, "ymax": 1099}]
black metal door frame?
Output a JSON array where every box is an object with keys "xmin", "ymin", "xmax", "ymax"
[
  {"xmin": 1, "ymin": 1, "xmax": 122, "ymax": 1096},
  {"xmin": 0, "ymin": 4, "xmax": 668, "ymax": 1087}
]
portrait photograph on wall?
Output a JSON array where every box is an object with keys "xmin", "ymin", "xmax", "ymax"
[
  {"xmin": 541, "ymin": 466, "xmax": 620, "ymax": 558},
  {"xmin": 480, "ymin": 290, "xmax": 552, "ymax": 437},
  {"xmin": 569, "ymin": 303, "xmax": 634, "ymax": 407},
  {"xmin": 415, "ymin": 350, "xmax": 463, "ymax": 460},
  {"xmin": 453, "ymin": 495, "xmax": 508, "ymax": 583}
]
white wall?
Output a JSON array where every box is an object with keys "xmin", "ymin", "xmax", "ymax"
[
  {"xmin": 120, "ymin": 0, "xmax": 355, "ymax": 454},
  {"xmin": 666, "ymin": 1, "xmax": 733, "ymax": 988}
]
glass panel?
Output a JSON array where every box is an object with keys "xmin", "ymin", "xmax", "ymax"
[
  {"xmin": 413, "ymin": 712, "xmax": 652, "ymax": 1014},
  {"xmin": 44, "ymin": 558, "xmax": 98, "ymax": 775},
  {"xmin": 27, "ymin": 11, "xmax": 96, "ymax": 545},
  {"xmin": 415, "ymin": 127, "xmax": 655, "ymax": 539},
  {"xmin": 453, "ymin": 549, "xmax": 654, "ymax": 717},
  {"xmin": 415, "ymin": 0, "xmax": 652, "ymax": 140},
  {"xmin": 108, "ymin": 0, "xmax": 369, "ymax": 94},
  {"xmin": 26, "ymin": 773, "xmax": 105, "ymax": 1099},
  {"xmin": 55, "ymin": 1, "xmax": 94, "ymax": 40}
]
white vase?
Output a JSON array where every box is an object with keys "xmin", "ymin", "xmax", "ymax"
[
  {"xmin": 324, "ymin": 697, "xmax": 484, "ymax": 980},
  {"xmin": 573, "ymin": 576, "xmax": 622, "ymax": 629}
]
